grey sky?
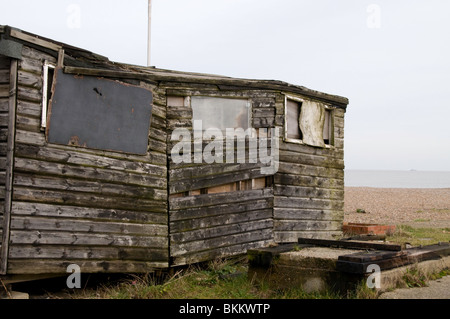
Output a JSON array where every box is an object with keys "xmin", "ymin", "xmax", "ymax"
[{"xmin": 1, "ymin": 0, "xmax": 449, "ymax": 171}]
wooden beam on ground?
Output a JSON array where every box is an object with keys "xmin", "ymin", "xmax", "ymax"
[{"xmin": 297, "ymin": 237, "xmax": 403, "ymax": 251}]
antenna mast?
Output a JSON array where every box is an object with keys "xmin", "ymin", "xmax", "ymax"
[{"xmin": 147, "ymin": 0, "xmax": 152, "ymax": 66}]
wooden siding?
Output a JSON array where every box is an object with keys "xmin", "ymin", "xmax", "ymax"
[
  {"xmin": 167, "ymin": 89, "xmax": 276, "ymax": 265},
  {"xmin": 0, "ymin": 56, "xmax": 10, "ymax": 255},
  {"xmin": 5, "ymin": 46, "xmax": 169, "ymax": 274},
  {"xmin": 274, "ymin": 94, "xmax": 346, "ymax": 243}
]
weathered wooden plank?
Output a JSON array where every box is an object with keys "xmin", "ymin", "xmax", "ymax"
[
  {"xmin": 0, "ymin": 59, "xmax": 17, "ymax": 274},
  {"xmin": 8, "ymin": 245, "xmax": 168, "ymax": 261},
  {"xmin": 13, "ymin": 173, "xmax": 167, "ymax": 201},
  {"xmin": 18, "ymin": 70, "xmax": 42, "ymax": 89},
  {"xmin": 171, "ymin": 219, "xmax": 273, "ymax": 243},
  {"xmin": 7, "ymin": 259, "xmax": 167, "ymax": 274},
  {"xmin": 273, "ymin": 184, "xmax": 344, "ymax": 200},
  {"xmin": 274, "ymin": 173, "xmax": 344, "ymax": 189},
  {"xmin": 149, "ymin": 127, "xmax": 167, "ymax": 143},
  {"xmin": 253, "ymin": 108, "xmax": 275, "ymax": 118},
  {"xmin": 170, "ymin": 161, "xmax": 270, "ymax": 181},
  {"xmin": 171, "ymin": 209, "xmax": 272, "ymax": 233},
  {"xmin": 273, "ymin": 207, "xmax": 343, "ymax": 221},
  {"xmin": 10, "ymin": 29, "xmax": 62, "ymax": 51},
  {"xmin": 171, "ymin": 228, "xmax": 273, "ymax": 257},
  {"xmin": 297, "ymin": 238, "xmax": 403, "ymax": 251},
  {"xmin": 21, "ymin": 45, "xmax": 57, "ymax": 63},
  {"xmin": 17, "ymin": 85, "xmax": 41, "ymax": 103},
  {"xmin": 170, "ymin": 167, "xmax": 269, "ymax": 194},
  {"xmin": 148, "ymin": 138, "xmax": 166, "ymax": 154},
  {"xmin": 167, "ymin": 106, "xmax": 193, "ymax": 119},
  {"xmin": 0, "ymin": 98, "xmax": 8, "ymax": 112},
  {"xmin": 16, "ymin": 100, "xmax": 41, "ymax": 117},
  {"xmin": 274, "ymin": 196, "xmax": 343, "ymax": 211},
  {"xmin": 279, "ymin": 139, "xmax": 344, "ymax": 157},
  {"xmin": 275, "ymin": 231, "xmax": 342, "ymax": 243},
  {"xmin": 170, "ymin": 189, "xmax": 273, "ymax": 211},
  {"xmin": 10, "ymin": 230, "xmax": 168, "ymax": 248},
  {"xmin": 0, "ymin": 70, "xmax": 9, "ymax": 84},
  {"xmin": 172, "ymin": 239, "xmax": 274, "ymax": 266},
  {"xmin": 274, "ymin": 220, "xmax": 342, "ymax": 232},
  {"xmin": 0, "ymin": 84, "xmax": 9, "ymax": 97},
  {"xmin": 12, "ymin": 186, "xmax": 168, "ymax": 213},
  {"xmin": 16, "ymin": 114, "xmax": 41, "ymax": 131},
  {"xmin": 10, "ymin": 216, "xmax": 167, "ymax": 236},
  {"xmin": 279, "ymin": 150, "xmax": 345, "ymax": 169},
  {"xmin": 11, "ymin": 202, "xmax": 167, "ymax": 224},
  {"xmin": 278, "ymin": 162, "xmax": 344, "ymax": 179},
  {"xmin": 0, "ymin": 113, "xmax": 8, "ymax": 127},
  {"xmin": 18, "ymin": 58, "xmax": 42, "ymax": 74},
  {"xmin": 252, "ymin": 99, "xmax": 276, "ymax": 108},
  {"xmin": 15, "ymin": 143, "xmax": 167, "ymax": 175},
  {"xmin": 170, "ymin": 198, "xmax": 271, "ymax": 221},
  {"xmin": 14, "ymin": 157, "xmax": 167, "ymax": 189}
]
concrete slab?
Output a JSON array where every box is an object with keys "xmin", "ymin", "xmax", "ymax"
[{"xmin": 248, "ymin": 243, "xmax": 450, "ymax": 295}]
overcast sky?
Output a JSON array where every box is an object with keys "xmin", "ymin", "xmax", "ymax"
[{"xmin": 1, "ymin": 0, "xmax": 449, "ymax": 171}]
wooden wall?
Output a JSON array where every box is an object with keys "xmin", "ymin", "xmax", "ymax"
[
  {"xmin": 0, "ymin": 56, "xmax": 10, "ymax": 253},
  {"xmin": 273, "ymin": 93, "xmax": 346, "ymax": 242},
  {"xmin": 4, "ymin": 46, "xmax": 169, "ymax": 274},
  {"xmin": 166, "ymin": 87, "xmax": 276, "ymax": 266}
]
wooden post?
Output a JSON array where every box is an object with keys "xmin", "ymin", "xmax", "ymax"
[{"xmin": 0, "ymin": 59, "xmax": 17, "ymax": 275}]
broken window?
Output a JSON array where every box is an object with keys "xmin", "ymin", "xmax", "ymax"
[
  {"xmin": 191, "ymin": 96, "xmax": 250, "ymax": 132},
  {"xmin": 47, "ymin": 69, "xmax": 153, "ymax": 155},
  {"xmin": 323, "ymin": 108, "xmax": 333, "ymax": 146},
  {"xmin": 41, "ymin": 61, "xmax": 55, "ymax": 129},
  {"xmin": 285, "ymin": 95, "xmax": 334, "ymax": 148},
  {"xmin": 285, "ymin": 98, "xmax": 302, "ymax": 140}
]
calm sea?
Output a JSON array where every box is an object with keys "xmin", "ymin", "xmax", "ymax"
[{"xmin": 344, "ymin": 170, "xmax": 450, "ymax": 189}]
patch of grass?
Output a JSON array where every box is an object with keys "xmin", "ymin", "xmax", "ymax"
[
  {"xmin": 386, "ymin": 225, "xmax": 450, "ymax": 246},
  {"xmin": 401, "ymin": 267, "xmax": 428, "ymax": 288},
  {"xmin": 71, "ymin": 257, "xmax": 344, "ymax": 300}
]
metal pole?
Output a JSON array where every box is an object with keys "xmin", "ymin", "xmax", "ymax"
[{"xmin": 147, "ymin": 0, "xmax": 152, "ymax": 66}]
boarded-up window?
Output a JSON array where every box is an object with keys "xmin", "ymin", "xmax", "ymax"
[
  {"xmin": 191, "ymin": 96, "xmax": 250, "ymax": 131},
  {"xmin": 47, "ymin": 69, "xmax": 152, "ymax": 154},
  {"xmin": 286, "ymin": 99, "xmax": 302, "ymax": 140}
]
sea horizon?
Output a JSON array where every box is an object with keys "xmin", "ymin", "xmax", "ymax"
[{"xmin": 344, "ymin": 169, "xmax": 450, "ymax": 189}]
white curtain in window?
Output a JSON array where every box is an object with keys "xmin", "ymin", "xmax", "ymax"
[{"xmin": 299, "ymin": 100, "xmax": 325, "ymax": 148}]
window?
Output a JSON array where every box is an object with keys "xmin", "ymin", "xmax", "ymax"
[
  {"xmin": 285, "ymin": 98, "xmax": 302, "ymax": 140},
  {"xmin": 191, "ymin": 96, "xmax": 250, "ymax": 132},
  {"xmin": 41, "ymin": 61, "xmax": 55, "ymax": 129},
  {"xmin": 47, "ymin": 69, "xmax": 153, "ymax": 154},
  {"xmin": 284, "ymin": 95, "xmax": 334, "ymax": 148},
  {"xmin": 167, "ymin": 96, "xmax": 186, "ymax": 107},
  {"xmin": 323, "ymin": 108, "xmax": 333, "ymax": 145}
]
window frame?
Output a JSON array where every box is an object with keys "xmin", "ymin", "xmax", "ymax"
[
  {"xmin": 284, "ymin": 94, "xmax": 304, "ymax": 145},
  {"xmin": 41, "ymin": 60, "xmax": 56, "ymax": 130},
  {"xmin": 284, "ymin": 94, "xmax": 335, "ymax": 148},
  {"xmin": 190, "ymin": 95, "xmax": 252, "ymax": 137},
  {"xmin": 323, "ymin": 106, "xmax": 335, "ymax": 147}
]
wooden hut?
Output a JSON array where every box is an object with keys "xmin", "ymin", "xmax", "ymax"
[{"xmin": 0, "ymin": 26, "xmax": 348, "ymax": 276}]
